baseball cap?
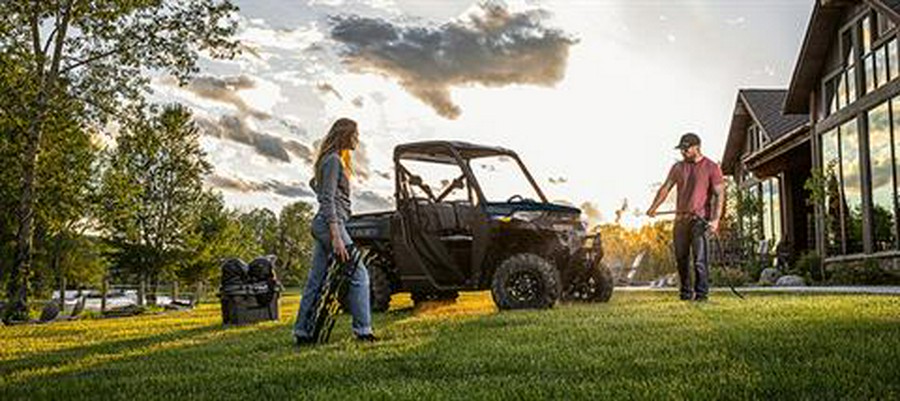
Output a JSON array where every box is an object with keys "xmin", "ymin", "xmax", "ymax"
[{"xmin": 675, "ymin": 133, "xmax": 701, "ymax": 150}]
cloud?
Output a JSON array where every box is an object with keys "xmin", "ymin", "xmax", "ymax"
[
  {"xmin": 580, "ymin": 201, "xmax": 604, "ymax": 226},
  {"xmin": 207, "ymin": 175, "xmax": 315, "ymax": 199},
  {"xmin": 725, "ymin": 17, "xmax": 746, "ymax": 26},
  {"xmin": 197, "ymin": 115, "xmax": 313, "ymax": 164},
  {"xmin": 352, "ymin": 141, "xmax": 373, "ymax": 180},
  {"xmin": 354, "ymin": 189, "xmax": 394, "ymax": 211},
  {"xmin": 329, "ymin": 2, "xmax": 577, "ymax": 119},
  {"xmin": 316, "ymin": 82, "xmax": 344, "ymax": 100},
  {"xmin": 179, "ymin": 75, "xmax": 271, "ymax": 120}
]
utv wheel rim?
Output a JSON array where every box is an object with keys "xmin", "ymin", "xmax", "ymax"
[{"xmin": 507, "ymin": 271, "xmax": 543, "ymax": 303}]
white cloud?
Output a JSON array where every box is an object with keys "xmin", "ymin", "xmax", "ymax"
[{"xmin": 726, "ymin": 16, "xmax": 746, "ymax": 26}]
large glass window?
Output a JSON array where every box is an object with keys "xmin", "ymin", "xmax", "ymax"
[
  {"xmin": 889, "ymin": 39, "xmax": 899, "ymax": 81},
  {"xmin": 741, "ymin": 178, "xmax": 781, "ymax": 250},
  {"xmin": 771, "ymin": 180, "xmax": 782, "ymax": 246},
  {"xmin": 822, "ymin": 128, "xmax": 842, "ymax": 255},
  {"xmin": 840, "ymin": 119, "xmax": 864, "ymax": 254},
  {"xmin": 868, "ymin": 102, "xmax": 896, "ymax": 251},
  {"xmin": 823, "ymin": 9, "xmax": 897, "ymax": 117},
  {"xmin": 820, "ymin": 119, "xmax": 864, "ymax": 256}
]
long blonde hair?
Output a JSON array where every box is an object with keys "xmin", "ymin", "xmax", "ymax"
[{"xmin": 312, "ymin": 118, "xmax": 358, "ymax": 190}]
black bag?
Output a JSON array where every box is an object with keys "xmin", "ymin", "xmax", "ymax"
[{"xmin": 221, "ymin": 258, "xmax": 249, "ymax": 286}]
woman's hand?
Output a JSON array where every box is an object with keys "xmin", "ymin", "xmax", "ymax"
[{"xmin": 330, "ymin": 222, "xmax": 349, "ymax": 262}]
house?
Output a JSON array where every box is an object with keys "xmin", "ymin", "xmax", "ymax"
[
  {"xmin": 721, "ymin": 90, "xmax": 811, "ymax": 259},
  {"xmin": 724, "ymin": 0, "xmax": 900, "ymax": 267}
]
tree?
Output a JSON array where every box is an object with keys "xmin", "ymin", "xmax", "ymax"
[
  {"xmin": 99, "ymin": 104, "xmax": 211, "ymax": 306},
  {"xmin": 0, "ymin": 65, "xmax": 100, "ymax": 310},
  {"xmin": 0, "ymin": 0, "xmax": 238, "ymax": 321},
  {"xmin": 275, "ymin": 201, "xmax": 315, "ymax": 286},
  {"xmin": 239, "ymin": 208, "xmax": 279, "ymax": 256},
  {"xmin": 179, "ymin": 190, "xmax": 256, "ymax": 292}
]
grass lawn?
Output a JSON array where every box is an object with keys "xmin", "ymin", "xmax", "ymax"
[{"xmin": 1, "ymin": 291, "xmax": 899, "ymax": 400}]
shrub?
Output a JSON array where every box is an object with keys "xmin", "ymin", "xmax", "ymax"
[
  {"xmin": 711, "ymin": 266, "xmax": 749, "ymax": 288},
  {"xmin": 826, "ymin": 259, "xmax": 900, "ymax": 285},
  {"xmin": 791, "ymin": 251, "xmax": 825, "ymax": 283}
]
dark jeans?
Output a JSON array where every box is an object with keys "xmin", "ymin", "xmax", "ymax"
[{"xmin": 673, "ymin": 218, "xmax": 709, "ymax": 299}]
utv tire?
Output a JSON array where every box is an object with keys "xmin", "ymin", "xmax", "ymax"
[
  {"xmin": 340, "ymin": 249, "xmax": 393, "ymax": 313},
  {"xmin": 563, "ymin": 263, "xmax": 614, "ymax": 303},
  {"xmin": 411, "ymin": 290, "xmax": 459, "ymax": 305},
  {"xmin": 368, "ymin": 262, "xmax": 392, "ymax": 313},
  {"xmin": 491, "ymin": 253, "xmax": 560, "ymax": 310}
]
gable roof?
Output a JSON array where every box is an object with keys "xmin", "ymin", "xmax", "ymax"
[
  {"xmin": 785, "ymin": 0, "xmax": 900, "ymax": 113},
  {"xmin": 722, "ymin": 89, "xmax": 809, "ymax": 175}
]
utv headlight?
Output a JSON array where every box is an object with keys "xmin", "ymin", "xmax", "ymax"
[
  {"xmin": 510, "ymin": 210, "xmax": 545, "ymax": 222},
  {"xmin": 493, "ymin": 210, "xmax": 545, "ymax": 223}
]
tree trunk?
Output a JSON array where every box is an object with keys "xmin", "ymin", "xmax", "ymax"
[
  {"xmin": 5, "ymin": 120, "xmax": 42, "ymax": 323},
  {"xmin": 172, "ymin": 281, "xmax": 179, "ymax": 303},
  {"xmin": 58, "ymin": 275, "xmax": 66, "ymax": 312},
  {"xmin": 54, "ymin": 235, "xmax": 64, "ymax": 311},
  {"xmin": 137, "ymin": 274, "xmax": 146, "ymax": 307},
  {"xmin": 193, "ymin": 281, "xmax": 205, "ymax": 305},
  {"xmin": 147, "ymin": 273, "xmax": 157, "ymax": 306},
  {"xmin": 100, "ymin": 278, "xmax": 108, "ymax": 313}
]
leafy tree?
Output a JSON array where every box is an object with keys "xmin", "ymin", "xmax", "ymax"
[
  {"xmin": 0, "ymin": 0, "xmax": 238, "ymax": 320},
  {"xmin": 239, "ymin": 208, "xmax": 279, "ymax": 256},
  {"xmin": 275, "ymin": 201, "xmax": 315, "ymax": 286},
  {"xmin": 0, "ymin": 70, "xmax": 100, "ymax": 310},
  {"xmin": 99, "ymin": 104, "xmax": 211, "ymax": 306},
  {"xmin": 179, "ymin": 190, "xmax": 256, "ymax": 291}
]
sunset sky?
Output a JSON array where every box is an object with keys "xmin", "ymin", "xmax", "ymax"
[{"xmin": 150, "ymin": 0, "xmax": 814, "ymax": 226}]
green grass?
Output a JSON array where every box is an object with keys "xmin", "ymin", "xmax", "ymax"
[{"xmin": 2, "ymin": 291, "xmax": 899, "ymax": 400}]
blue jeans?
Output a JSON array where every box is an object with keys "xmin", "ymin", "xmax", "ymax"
[
  {"xmin": 674, "ymin": 218, "xmax": 709, "ymax": 299},
  {"xmin": 292, "ymin": 215, "xmax": 373, "ymax": 337}
]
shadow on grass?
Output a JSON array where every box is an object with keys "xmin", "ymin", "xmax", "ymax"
[{"xmin": 4, "ymin": 293, "xmax": 900, "ymax": 400}]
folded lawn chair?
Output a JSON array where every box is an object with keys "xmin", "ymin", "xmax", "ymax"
[{"xmin": 309, "ymin": 246, "xmax": 366, "ymax": 344}]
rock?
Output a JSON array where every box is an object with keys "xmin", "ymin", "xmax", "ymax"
[
  {"xmin": 758, "ymin": 268, "xmax": 781, "ymax": 285},
  {"xmin": 39, "ymin": 302, "xmax": 61, "ymax": 323},
  {"xmin": 664, "ymin": 273, "xmax": 678, "ymax": 287},
  {"xmin": 775, "ymin": 275, "xmax": 806, "ymax": 287}
]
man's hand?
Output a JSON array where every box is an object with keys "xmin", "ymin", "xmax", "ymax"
[
  {"xmin": 708, "ymin": 219, "xmax": 720, "ymax": 234},
  {"xmin": 646, "ymin": 208, "xmax": 657, "ymax": 218}
]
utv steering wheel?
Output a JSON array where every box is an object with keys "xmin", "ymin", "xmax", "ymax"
[{"xmin": 507, "ymin": 194, "xmax": 525, "ymax": 203}]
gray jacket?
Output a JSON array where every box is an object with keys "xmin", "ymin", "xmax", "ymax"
[{"xmin": 314, "ymin": 152, "xmax": 351, "ymax": 224}]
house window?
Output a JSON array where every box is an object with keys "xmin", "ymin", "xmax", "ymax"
[
  {"xmin": 820, "ymin": 119, "xmax": 864, "ymax": 256},
  {"xmin": 747, "ymin": 123, "xmax": 762, "ymax": 154},
  {"xmin": 824, "ymin": 9, "xmax": 898, "ymax": 117},
  {"xmin": 822, "ymin": 128, "xmax": 842, "ymax": 255},
  {"xmin": 840, "ymin": 119, "xmax": 864, "ymax": 254},
  {"xmin": 867, "ymin": 101, "xmax": 896, "ymax": 251},
  {"xmin": 889, "ymin": 38, "xmax": 899, "ymax": 81},
  {"xmin": 761, "ymin": 178, "xmax": 782, "ymax": 247}
]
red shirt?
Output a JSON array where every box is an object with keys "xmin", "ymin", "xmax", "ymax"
[{"xmin": 667, "ymin": 157, "xmax": 724, "ymax": 220}]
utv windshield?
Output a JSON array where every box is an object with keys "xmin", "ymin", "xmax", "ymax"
[{"xmin": 470, "ymin": 155, "xmax": 543, "ymax": 203}]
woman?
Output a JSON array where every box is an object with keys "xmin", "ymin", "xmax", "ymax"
[{"xmin": 293, "ymin": 118, "xmax": 376, "ymax": 344}]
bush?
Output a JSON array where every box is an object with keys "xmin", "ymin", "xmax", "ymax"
[
  {"xmin": 740, "ymin": 258, "xmax": 765, "ymax": 283},
  {"xmin": 711, "ymin": 266, "xmax": 749, "ymax": 288},
  {"xmin": 826, "ymin": 259, "xmax": 900, "ymax": 285},
  {"xmin": 791, "ymin": 251, "xmax": 824, "ymax": 283}
]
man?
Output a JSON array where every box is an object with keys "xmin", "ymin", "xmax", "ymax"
[{"xmin": 646, "ymin": 133, "xmax": 725, "ymax": 301}]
